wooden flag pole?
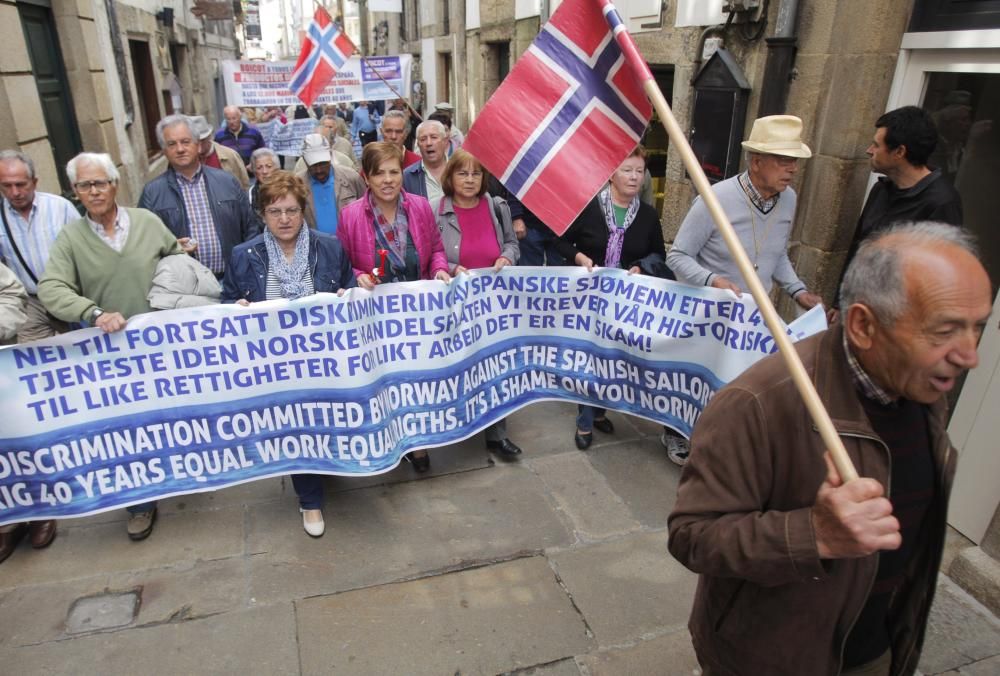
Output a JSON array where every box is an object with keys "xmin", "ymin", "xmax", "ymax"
[{"xmin": 642, "ymin": 79, "xmax": 859, "ymax": 483}]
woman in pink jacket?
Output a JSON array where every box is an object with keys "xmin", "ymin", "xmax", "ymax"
[{"xmin": 337, "ymin": 141, "xmax": 450, "ymax": 472}]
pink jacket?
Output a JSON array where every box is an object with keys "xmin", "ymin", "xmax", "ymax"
[{"xmin": 337, "ymin": 190, "xmax": 449, "ymax": 280}]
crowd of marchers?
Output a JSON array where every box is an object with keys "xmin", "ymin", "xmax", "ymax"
[{"xmin": 0, "ymin": 98, "xmax": 986, "ymax": 676}]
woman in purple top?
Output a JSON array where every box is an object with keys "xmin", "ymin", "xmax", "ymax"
[
  {"xmin": 337, "ymin": 142, "xmax": 450, "ymax": 472},
  {"xmin": 435, "ymin": 149, "xmax": 522, "ymax": 460}
]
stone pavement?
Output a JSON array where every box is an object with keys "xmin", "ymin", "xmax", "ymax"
[{"xmin": 0, "ymin": 402, "xmax": 998, "ymax": 675}]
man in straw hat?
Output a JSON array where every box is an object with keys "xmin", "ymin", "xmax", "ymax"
[
  {"xmin": 663, "ymin": 115, "xmax": 823, "ymax": 465},
  {"xmin": 669, "ymin": 222, "xmax": 992, "ymax": 676}
]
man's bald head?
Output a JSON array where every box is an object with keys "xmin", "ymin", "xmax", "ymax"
[
  {"xmin": 223, "ymin": 106, "xmax": 243, "ymax": 133},
  {"xmin": 842, "ymin": 222, "xmax": 993, "ymax": 403}
]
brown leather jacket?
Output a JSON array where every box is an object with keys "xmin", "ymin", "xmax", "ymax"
[{"xmin": 668, "ymin": 325, "xmax": 955, "ymax": 676}]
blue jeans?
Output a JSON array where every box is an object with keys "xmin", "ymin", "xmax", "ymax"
[
  {"xmin": 127, "ymin": 501, "xmax": 156, "ymax": 514},
  {"xmin": 576, "ymin": 405, "xmax": 607, "ymax": 433},
  {"xmin": 292, "ymin": 474, "xmax": 324, "ymax": 509},
  {"xmin": 519, "ymin": 225, "xmax": 566, "ymax": 266}
]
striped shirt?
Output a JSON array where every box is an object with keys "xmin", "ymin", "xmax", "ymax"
[
  {"xmin": 86, "ymin": 206, "xmax": 131, "ymax": 252},
  {"xmin": 265, "ymin": 266, "xmax": 314, "ymax": 300},
  {"xmin": 0, "ymin": 192, "xmax": 78, "ymax": 294},
  {"xmin": 176, "ymin": 168, "xmax": 224, "ymax": 274}
]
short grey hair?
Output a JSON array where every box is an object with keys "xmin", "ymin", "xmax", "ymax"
[
  {"xmin": 251, "ymin": 147, "xmax": 278, "ymax": 168},
  {"xmin": 415, "ymin": 120, "xmax": 447, "ymax": 138},
  {"xmin": 839, "ymin": 221, "xmax": 978, "ymax": 326},
  {"xmin": 156, "ymin": 114, "xmax": 196, "ymax": 149},
  {"xmin": 66, "ymin": 152, "xmax": 120, "ymax": 185},
  {"xmin": 0, "ymin": 150, "xmax": 36, "ymax": 179},
  {"xmin": 382, "ymin": 109, "xmax": 410, "ymax": 133}
]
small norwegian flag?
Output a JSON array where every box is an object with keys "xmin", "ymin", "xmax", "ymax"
[
  {"xmin": 288, "ymin": 7, "xmax": 356, "ymax": 107},
  {"xmin": 464, "ymin": 0, "xmax": 652, "ymax": 235}
]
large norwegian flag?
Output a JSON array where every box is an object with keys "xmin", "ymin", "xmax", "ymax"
[
  {"xmin": 464, "ymin": 0, "xmax": 652, "ymax": 234},
  {"xmin": 288, "ymin": 7, "xmax": 356, "ymax": 107}
]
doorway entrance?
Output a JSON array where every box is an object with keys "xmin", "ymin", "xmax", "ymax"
[{"xmin": 885, "ymin": 33, "xmax": 1000, "ymax": 544}]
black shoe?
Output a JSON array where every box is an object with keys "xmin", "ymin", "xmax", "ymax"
[
  {"xmin": 574, "ymin": 431, "xmax": 593, "ymax": 450},
  {"xmin": 592, "ymin": 417, "xmax": 615, "ymax": 434},
  {"xmin": 487, "ymin": 438, "xmax": 522, "ymax": 460},
  {"xmin": 409, "ymin": 452, "xmax": 431, "ymax": 473}
]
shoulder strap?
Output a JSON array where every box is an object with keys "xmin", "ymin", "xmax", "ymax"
[{"xmin": 0, "ymin": 202, "xmax": 38, "ymax": 284}]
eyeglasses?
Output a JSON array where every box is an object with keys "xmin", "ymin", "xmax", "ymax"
[
  {"xmin": 263, "ymin": 206, "xmax": 303, "ymax": 219},
  {"xmin": 456, "ymin": 171, "xmax": 483, "ymax": 179},
  {"xmin": 74, "ymin": 180, "xmax": 114, "ymax": 192}
]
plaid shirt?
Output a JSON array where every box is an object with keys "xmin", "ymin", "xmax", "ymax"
[
  {"xmin": 738, "ymin": 171, "xmax": 779, "ymax": 214},
  {"xmin": 87, "ymin": 206, "xmax": 130, "ymax": 252},
  {"xmin": 1, "ymin": 192, "xmax": 78, "ymax": 293},
  {"xmin": 176, "ymin": 168, "xmax": 224, "ymax": 274},
  {"xmin": 843, "ymin": 329, "xmax": 895, "ymax": 405}
]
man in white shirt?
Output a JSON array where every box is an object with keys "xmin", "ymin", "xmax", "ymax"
[{"xmin": 0, "ymin": 150, "xmax": 78, "ymax": 342}]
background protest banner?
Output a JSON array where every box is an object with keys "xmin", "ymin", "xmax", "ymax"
[
  {"xmin": 0, "ymin": 268, "xmax": 825, "ymax": 525},
  {"xmin": 255, "ymin": 118, "xmax": 324, "ymax": 157},
  {"xmin": 222, "ymin": 56, "xmax": 412, "ymax": 108}
]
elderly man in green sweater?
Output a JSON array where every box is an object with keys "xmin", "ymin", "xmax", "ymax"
[{"xmin": 38, "ymin": 152, "xmax": 184, "ymax": 541}]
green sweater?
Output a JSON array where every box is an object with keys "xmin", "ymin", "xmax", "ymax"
[{"xmin": 38, "ymin": 207, "xmax": 184, "ymax": 322}]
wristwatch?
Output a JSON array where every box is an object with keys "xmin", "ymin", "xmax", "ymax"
[{"xmin": 90, "ymin": 307, "xmax": 105, "ymax": 322}]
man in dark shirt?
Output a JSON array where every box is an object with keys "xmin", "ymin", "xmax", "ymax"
[{"xmin": 844, "ymin": 106, "xmax": 963, "ymax": 274}]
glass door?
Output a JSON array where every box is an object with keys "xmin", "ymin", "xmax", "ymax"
[{"xmin": 888, "ymin": 43, "xmax": 1000, "ymax": 543}]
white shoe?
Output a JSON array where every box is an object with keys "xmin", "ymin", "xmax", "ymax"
[
  {"xmin": 661, "ymin": 431, "xmax": 690, "ymax": 467},
  {"xmin": 300, "ymin": 508, "xmax": 325, "ymax": 537}
]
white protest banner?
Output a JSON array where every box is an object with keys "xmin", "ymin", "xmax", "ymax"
[
  {"xmin": 222, "ymin": 55, "xmax": 412, "ymax": 108},
  {"xmin": 0, "ymin": 268, "xmax": 825, "ymax": 525},
  {"xmin": 255, "ymin": 118, "xmax": 322, "ymax": 157}
]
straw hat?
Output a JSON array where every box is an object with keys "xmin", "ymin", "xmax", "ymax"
[
  {"xmin": 187, "ymin": 115, "xmax": 214, "ymax": 141},
  {"xmin": 741, "ymin": 115, "xmax": 812, "ymax": 158}
]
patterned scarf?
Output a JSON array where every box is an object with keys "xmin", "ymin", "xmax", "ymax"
[
  {"xmin": 600, "ymin": 186, "xmax": 639, "ymax": 270},
  {"xmin": 369, "ymin": 191, "xmax": 409, "ymax": 273},
  {"xmin": 264, "ymin": 222, "xmax": 311, "ymax": 299}
]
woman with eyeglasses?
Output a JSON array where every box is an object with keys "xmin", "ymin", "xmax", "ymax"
[
  {"xmin": 221, "ymin": 170, "xmax": 356, "ymax": 538},
  {"xmin": 553, "ymin": 146, "xmax": 666, "ymax": 451},
  {"xmin": 337, "ymin": 141, "xmax": 450, "ymax": 473},
  {"xmin": 435, "ymin": 149, "xmax": 523, "ymax": 460}
]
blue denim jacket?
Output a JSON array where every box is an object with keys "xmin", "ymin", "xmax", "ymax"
[{"xmin": 220, "ymin": 230, "xmax": 357, "ymax": 302}]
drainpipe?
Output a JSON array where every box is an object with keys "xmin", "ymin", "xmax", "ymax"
[{"xmin": 757, "ymin": 0, "xmax": 800, "ymax": 117}]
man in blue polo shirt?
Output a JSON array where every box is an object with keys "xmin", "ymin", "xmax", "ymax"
[{"xmin": 295, "ymin": 134, "xmax": 365, "ymax": 234}]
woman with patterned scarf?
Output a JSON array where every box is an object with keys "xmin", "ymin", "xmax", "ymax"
[
  {"xmin": 221, "ymin": 170, "xmax": 357, "ymax": 538},
  {"xmin": 554, "ymin": 146, "xmax": 666, "ymax": 450},
  {"xmin": 337, "ymin": 142, "xmax": 451, "ymax": 473}
]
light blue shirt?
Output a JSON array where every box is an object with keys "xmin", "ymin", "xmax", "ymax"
[
  {"xmin": 1, "ymin": 192, "xmax": 79, "ymax": 294},
  {"xmin": 310, "ymin": 170, "xmax": 338, "ymax": 235}
]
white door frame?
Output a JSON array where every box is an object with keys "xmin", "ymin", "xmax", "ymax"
[{"xmin": 883, "ymin": 30, "xmax": 1000, "ymax": 543}]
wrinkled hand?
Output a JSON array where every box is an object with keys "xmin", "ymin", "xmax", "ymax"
[
  {"xmin": 434, "ymin": 270, "xmax": 452, "ymax": 283},
  {"xmin": 235, "ymin": 299, "xmax": 251, "ymax": 307},
  {"xmin": 493, "ymin": 257, "xmax": 512, "ymax": 272},
  {"xmin": 795, "ymin": 291, "xmax": 823, "ymax": 310},
  {"xmin": 710, "ymin": 276, "xmax": 741, "ymax": 295},
  {"xmin": 453, "ymin": 265, "xmax": 469, "ymax": 276},
  {"xmin": 575, "ymin": 252, "xmax": 594, "ymax": 272},
  {"xmin": 357, "ymin": 273, "xmax": 377, "ymax": 290},
  {"xmin": 95, "ymin": 311, "xmax": 127, "ymax": 333},
  {"xmin": 178, "ymin": 237, "xmax": 198, "ymax": 255},
  {"xmin": 812, "ymin": 452, "xmax": 901, "ymax": 559},
  {"xmin": 513, "ymin": 218, "xmax": 527, "ymax": 240}
]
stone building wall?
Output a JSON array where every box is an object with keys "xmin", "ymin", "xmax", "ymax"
[{"xmin": 0, "ymin": 0, "xmax": 238, "ymax": 203}]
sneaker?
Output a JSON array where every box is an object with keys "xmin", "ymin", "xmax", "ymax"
[
  {"xmin": 126, "ymin": 508, "xmax": 157, "ymax": 541},
  {"xmin": 661, "ymin": 431, "xmax": 690, "ymax": 467}
]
